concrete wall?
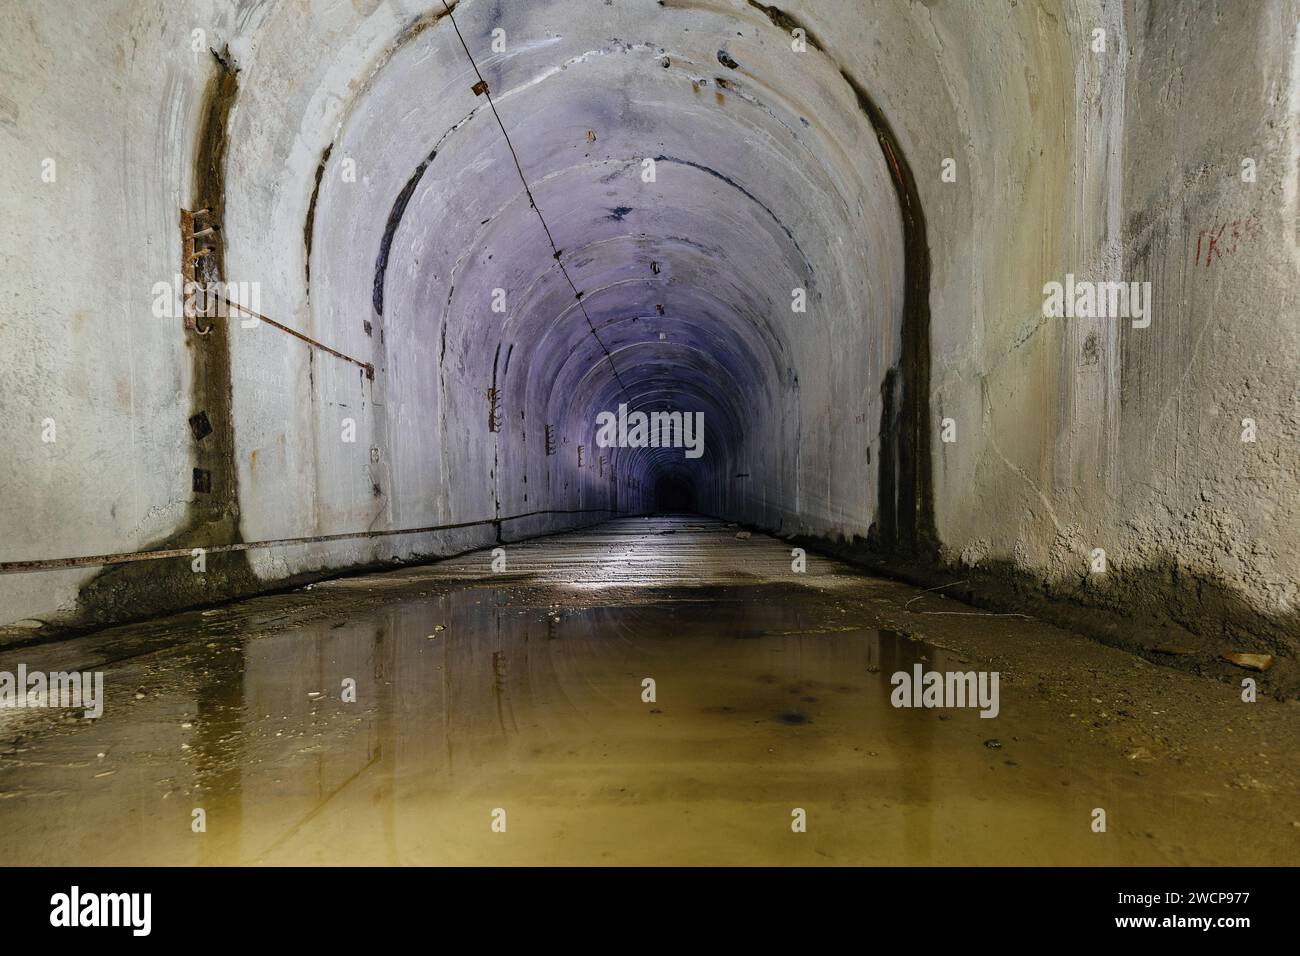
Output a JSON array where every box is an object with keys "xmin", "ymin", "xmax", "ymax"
[
  {"xmin": 1, "ymin": 0, "xmax": 1297, "ymax": 654},
  {"xmin": 897, "ymin": 0, "xmax": 1300, "ymax": 651},
  {"xmin": 1, "ymin": 2, "xmax": 214, "ymax": 627}
]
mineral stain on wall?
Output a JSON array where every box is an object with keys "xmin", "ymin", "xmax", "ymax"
[
  {"xmin": 78, "ymin": 49, "xmax": 259, "ymax": 624},
  {"xmin": 743, "ymin": 3, "xmax": 936, "ymax": 556}
]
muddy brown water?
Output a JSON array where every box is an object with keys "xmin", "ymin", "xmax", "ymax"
[{"xmin": 0, "ymin": 519, "xmax": 1295, "ymax": 865}]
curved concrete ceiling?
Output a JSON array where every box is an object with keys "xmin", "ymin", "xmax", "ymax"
[{"xmin": 310, "ymin": 0, "xmax": 905, "ymax": 520}]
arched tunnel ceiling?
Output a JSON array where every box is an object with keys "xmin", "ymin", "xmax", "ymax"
[{"xmin": 311, "ymin": 0, "xmax": 906, "ymax": 510}]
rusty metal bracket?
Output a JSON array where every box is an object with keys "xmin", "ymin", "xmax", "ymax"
[
  {"xmin": 180, "ymin": 208, "xmax": 214, "ymax": 335},
  {"xmin": 183, "ymin": 207, "xmax": 374, "ymax": 379}
]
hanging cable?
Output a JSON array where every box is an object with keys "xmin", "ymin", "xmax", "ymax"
[{"xmin": 440, "ymin": 0, "xmax": 636, "ymax": 405}]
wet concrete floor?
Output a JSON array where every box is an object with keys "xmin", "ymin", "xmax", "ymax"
[{"xmin": 1, "ymin": 516, "xmax": 1297, "ymax": 865}]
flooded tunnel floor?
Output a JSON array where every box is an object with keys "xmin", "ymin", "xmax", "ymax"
[{"xmin": 1, "ymin": 516, "xmax": 1297, "ymax": 865}]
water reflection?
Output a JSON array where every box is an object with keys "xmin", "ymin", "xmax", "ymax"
[{"xmin": 0, "ymin": 584, "xmax": 1281, "ymax": 865}]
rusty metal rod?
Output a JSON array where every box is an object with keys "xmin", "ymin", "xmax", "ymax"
[{"xmin": 216, "ymin": 294, "xmax": 375, "ymax": 379}]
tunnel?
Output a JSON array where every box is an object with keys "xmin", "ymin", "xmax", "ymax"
[
  {"xmin": 654, "ymin": 472, "xmax": 696, "ymax": 513},
  {"xmin": 265, "ymin": 0, "xmax": 918, "ymax": 557},
  {"xmin": 1, "ymin": 0, "xmax": 1299, "ymax": 881}
]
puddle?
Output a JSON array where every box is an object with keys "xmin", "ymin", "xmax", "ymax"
[{"xmin": 0, "ymin": 585, "xmax": 1289, "ymax": 864}]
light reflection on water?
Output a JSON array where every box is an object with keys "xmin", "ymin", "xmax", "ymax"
[{"xmin": 0, "ymin": 585, "xmax": 1268, "ymax": 865}]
